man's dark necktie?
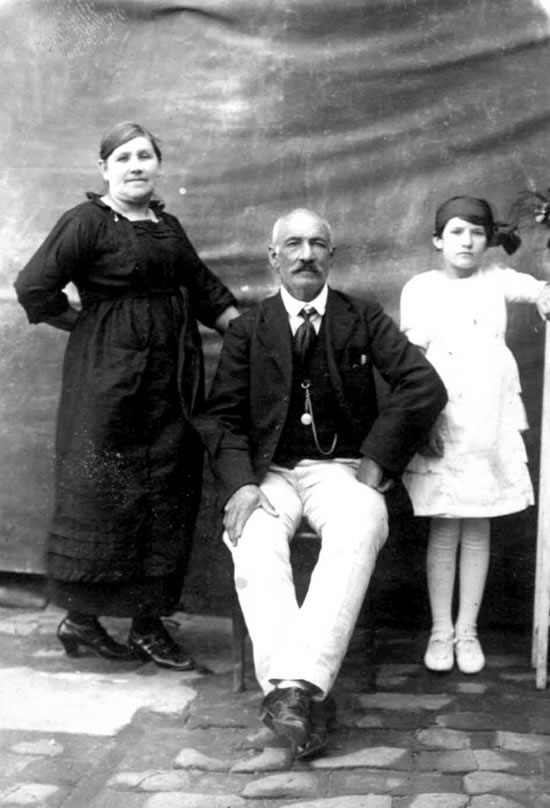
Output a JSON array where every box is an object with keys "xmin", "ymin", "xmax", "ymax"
[{"xmin": 293, "ymin": 306, "xmax": 317, "ymax": 369}]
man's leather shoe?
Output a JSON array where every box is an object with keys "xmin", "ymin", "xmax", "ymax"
[
  {"xmin": 128, "ymin": 620, "xmax": 195, "ymax": 671},
  {"xmin": 260, "ymin": 686, "xmax": 311, "ymax": 747},
  {"xmin": 295, "ymin": 695, "xmax": 336, "ymax": 760}
]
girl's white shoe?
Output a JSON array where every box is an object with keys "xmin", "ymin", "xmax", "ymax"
[
  {"xmin": 455, "ymin": 634, "xmax": 485, "ymax": 674},
  {"xmin": 424, "ymin": 632, "xmax": 454, "ymax": 672}
]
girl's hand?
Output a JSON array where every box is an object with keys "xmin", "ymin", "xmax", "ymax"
[{"xmin": 536, "ymin": 284, "xmax": 550, "ymax": 321}]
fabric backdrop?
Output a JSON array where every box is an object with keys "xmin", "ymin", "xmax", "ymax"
[{"xmin": 1, "ymin": 0, "xmax": 549, "ymax": 622}]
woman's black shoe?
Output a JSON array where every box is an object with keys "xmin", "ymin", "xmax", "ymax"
[
  {"xmin": 128, "ymin": 620, "xmax": 195, "ymax": 671},
  {"xmin": 57, "ymin": 616, "xmax": 136, "ymax": 660}
]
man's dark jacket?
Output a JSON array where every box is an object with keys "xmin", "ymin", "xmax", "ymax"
[{"xmin": 195, "ymin": 288, "xmax": 447, "ymax": 504}]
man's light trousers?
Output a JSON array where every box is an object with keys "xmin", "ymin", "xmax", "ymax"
[{"xmin": 224, "ymin": 459, "xmax": 388, "ymax": 699}]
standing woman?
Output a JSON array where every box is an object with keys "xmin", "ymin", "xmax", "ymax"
[{"xmin": 15, "ymin": 121, "xmax": 238, "ymax": 669}]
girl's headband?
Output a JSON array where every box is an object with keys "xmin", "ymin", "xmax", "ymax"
[{"xmin": 434, "ymin": 196, "xmax": 520, "ymax": 255}]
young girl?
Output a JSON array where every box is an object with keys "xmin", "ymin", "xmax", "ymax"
[{"xmin": 400, "ymin": 195, "xmax": 550, "ymax": 674}]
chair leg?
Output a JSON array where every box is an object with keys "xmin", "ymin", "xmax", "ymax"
[{"xmin": 232, "ymin": 592, "xmax": 247, "ymax": 692}]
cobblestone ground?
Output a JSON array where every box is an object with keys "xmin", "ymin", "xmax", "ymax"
[{"xmin": 1, "ymin": 604, "xmax": 549, "ymax": 807}]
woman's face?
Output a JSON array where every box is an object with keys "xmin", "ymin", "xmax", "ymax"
[
  {"xmin": 99, "ymin": 136, "xmax": 161, "ymax": 205},
  {"xmin": 433, "ymin": 216, "xmax": 488, "ymax": 277}
]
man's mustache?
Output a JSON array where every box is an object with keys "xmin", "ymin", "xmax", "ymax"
[{"xmin": 293, "ymin": 263, "xmax": 321, "ymax": 273}]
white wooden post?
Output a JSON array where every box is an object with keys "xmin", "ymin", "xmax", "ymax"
[{"xmin": 533, "ymin": 322, "xmax": 550, "ymax": 689}]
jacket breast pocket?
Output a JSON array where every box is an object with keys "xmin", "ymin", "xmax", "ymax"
[
  {"xmin": 347, "ymin": 347, "xmax": 371, "ymax": 371},
  {"xmin": 340, "ymin": 351, "xmax": 374, "ymax": 405}
]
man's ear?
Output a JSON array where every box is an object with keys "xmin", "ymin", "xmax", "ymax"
[
  {"xmin": 267, "ymin": 245, "xmax": 278, "ymax": 268},
  {"xmin": 97, "ymin": 159, "xmax": 107, "ymax": 181},
  {"xmin": 432, "ymin": 235, "xmax": 442, "ymax": 251}
]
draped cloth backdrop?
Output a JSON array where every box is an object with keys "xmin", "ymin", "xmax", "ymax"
[{"xmin": 1, "ymin": 0, "xmax": 549, "ymax": 619}]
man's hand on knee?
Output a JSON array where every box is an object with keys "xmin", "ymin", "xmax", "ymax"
[{"xmin": 223, "ymin": 484, "xmax": 278, "ymax": 545}]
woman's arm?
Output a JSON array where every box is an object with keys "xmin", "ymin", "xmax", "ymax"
[
  {"xmin": 15, "ymin": 210, "xmax": 86, "ymax": 325},
  {"xmin": 214, "ymin": 304, "xmax": 240, "ymax": 334},
  {"xmin": 167, "ymin": 216, "xmax": 238, "ymax": 328},
  {"xmin": 43, "ymin": 307, "xmax": 81, "ymax": 332}
]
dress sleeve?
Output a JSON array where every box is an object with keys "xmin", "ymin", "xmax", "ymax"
[
  {"xmin": 400, "ymin": 275, "xmax": 430, "ymax": 350},
  {"xmin": 14, "ymin": 210, "xmax": 88, "ymax": 324},
  {"xmin": 498, "ymin": 266, "xmax": 547, "ymax": 303},
  {"xmin": 170, "ymin": 217, "xmax": 237, "ymax": 328}
]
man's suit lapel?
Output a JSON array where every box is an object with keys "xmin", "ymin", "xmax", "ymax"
[
  {"xmin": 257, "ymin": 294, "xmax": 293, "ymax": 383},
  {"xmin": 323, "ymin": 288, "xmax": 359, "ymax": 415}
]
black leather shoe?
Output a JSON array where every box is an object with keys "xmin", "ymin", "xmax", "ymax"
[
  {"xmin": 295, "ymin": 695, "xmax": 336, "ymax": 760},
  {"xmin": 128, "ymin": 621, "xmax": 195, "ymax": 671},
  {"xmin": 260, "ymin": 687, "xmax": 311, "ymax": 747},
  {"xmin": 57, "ymin": 617, "xmax": 135, "ymax": 661}
]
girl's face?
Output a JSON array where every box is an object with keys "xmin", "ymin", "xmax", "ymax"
[
  {"xmin": 433, "ymin": 216, "xmax": 488, "ymax": 278},
  {"xmin": 99, "ymin": 136, "xmax": 161, "ymax": 205}
]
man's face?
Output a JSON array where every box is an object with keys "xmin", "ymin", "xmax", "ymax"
[{"xmin": 268, "ymin": 210, "xmax": 333, "ymax": 301}]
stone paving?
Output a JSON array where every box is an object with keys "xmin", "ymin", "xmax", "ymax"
[{"xmin": 1, "ymin": 603, "xmax": 550, "ymax": 807}]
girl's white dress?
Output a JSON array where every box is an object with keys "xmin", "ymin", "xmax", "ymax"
[{"xmin": 400, "ymin": 265, "xmax": 545, "ymax": 518}]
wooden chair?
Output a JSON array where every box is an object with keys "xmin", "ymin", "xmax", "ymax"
[
  {"xmin": 532, "ymin": 325, "xmax": 550, "ymax": 689},
  {"xmin": 231, "ymin": 526, "xmax": 376, "ymax": 692}
]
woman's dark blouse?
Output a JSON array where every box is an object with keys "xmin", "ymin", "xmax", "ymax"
[
  {"xmin": 15, "ymin": 194, "xmax": 234, "ymax": 326},
  {"xmin": 14, "ymin": 194, "xmax": 236, "ymax": 592}
]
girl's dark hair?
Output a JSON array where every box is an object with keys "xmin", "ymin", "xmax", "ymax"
[
  {"xmin": 433, "ymin": 195, "xmax": 521, "ymax": 255},
  {"xmin": 99, "ymin": 121, "xmax": 162, "ymax": 162},
  {"xmin": 434, "ymin": 196, "xmax": 494, "ymax": 239}
]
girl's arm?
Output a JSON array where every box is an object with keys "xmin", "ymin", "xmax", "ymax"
[
  {"xmin": 400, "ymin": 276, "xmax": 431, "ymax": 350},
  {"xmin": 500, "ymin": 267, "xmax": 550, "ymax": 319},
  {"xmin": 400, "ymin": 275, "xmax": 445, "ymax": 458},
  {"xmin": 536, "ymin": 285, "xmax": 550, "ymax": 320}
]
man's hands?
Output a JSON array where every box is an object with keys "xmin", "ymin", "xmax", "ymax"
[
  {"xmin": 223, "ymin": 484, "xmax": 278, "ymax": 546},
  {"xmin": 357, "ymin": 457, "xmax": 392, "ymax": 493}
]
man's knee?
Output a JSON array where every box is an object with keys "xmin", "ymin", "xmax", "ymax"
[
  {"xmin": 238, "ymin": 508, "xmax": 286, "ymax": 550},
  {"xmin": 325, "ymin": 489, "xmax": 388, "ymax": 556}
]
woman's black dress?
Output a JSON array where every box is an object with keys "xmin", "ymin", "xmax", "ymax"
[{"xmin": 15, "ymin": 194, "xmax": 236, "ymax": 616}]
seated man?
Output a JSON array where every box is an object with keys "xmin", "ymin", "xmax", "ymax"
[{"xmin": 196, "ymin": 208, "xmax": 447, "ymax": 758}]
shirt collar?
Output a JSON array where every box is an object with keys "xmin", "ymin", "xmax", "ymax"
[{"xmin": 279, "ymin": 284, "xmax": 328, "ymax": 317}]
